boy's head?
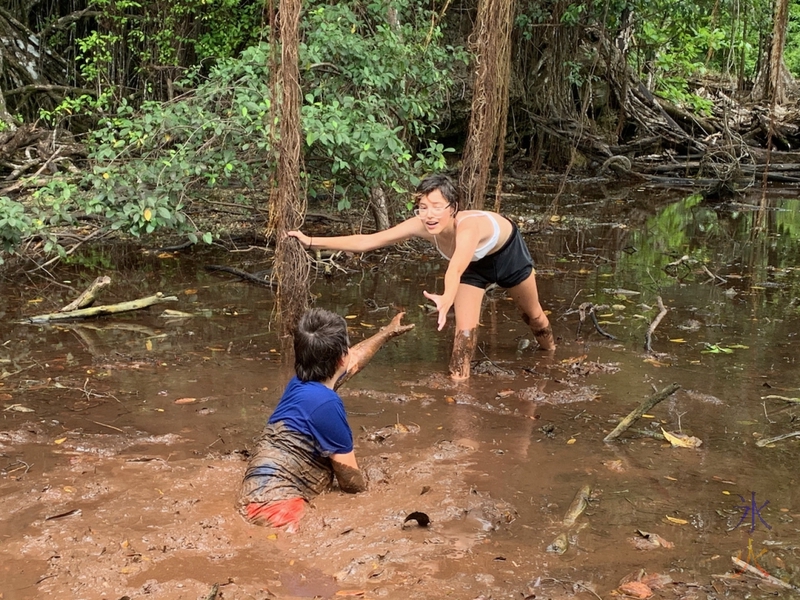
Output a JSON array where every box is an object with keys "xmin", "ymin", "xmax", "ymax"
[
  {"xmin": 294, "ymin": 308, "xmax": 350, "ymax": 382},
  {"xmin": 415, "ymin": 173, "xmax": 460, "ymax": 214}
]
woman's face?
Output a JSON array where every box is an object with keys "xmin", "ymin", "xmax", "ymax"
[{"xmin": 415, "ymin": 189, "xmax": 454, "ymax": 234}]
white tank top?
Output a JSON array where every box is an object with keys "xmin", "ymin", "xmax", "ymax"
[{"xmin": 434, "ymin": 212, "xmax": 501, "ymax": 261}]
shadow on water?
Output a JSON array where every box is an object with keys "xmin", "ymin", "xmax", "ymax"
[{"xmin": 1, "ymin": 185, "xmax": 799, "ymax": 599}]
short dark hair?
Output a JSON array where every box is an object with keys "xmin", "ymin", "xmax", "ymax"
[
  {"xmin": 294, "ymin": 308, "xmax": 350, "ymax": 382},
  {"xmin": 415, "ymin": 174, "xmax": 460, "ymax": 213}
]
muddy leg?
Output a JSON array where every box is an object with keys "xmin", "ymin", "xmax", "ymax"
[
  {"xmin": 334, "ymin": 312, "xmax": 414, "ymax": 390},
  {"xmin": 508, "ymin": 272, "xmax": 555, "ymax": 351},
  {"xmin": 523, "ymin": 314, "xmax": 555, "ymax": 351},
  {"xmin": 449, "ymin": 327, "xmax": 478, "ymax": 380}
]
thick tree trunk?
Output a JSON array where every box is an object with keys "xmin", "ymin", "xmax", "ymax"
[
  {"xmin": 458, "ymin": 0, "xmax": 516, "ymax": 209},
  {"xmin": 369, "ymin": 186, "xmax": 391, "ymax": 231},
  {"xmin": 751, "ymin": 0, "xmax": 795, "ymax": 104}
]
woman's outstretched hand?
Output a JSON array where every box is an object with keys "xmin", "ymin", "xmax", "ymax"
[
  {"xmin": 423, "ymin": 290, "xmax": 452, "ymax": 331},
  {"xmin": 286, "ymin": 230, "xmax": 310, "ymax": 248}
]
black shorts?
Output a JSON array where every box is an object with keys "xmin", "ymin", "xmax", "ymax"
[{"xmin": 460, "ymin": 219, "xmax": 534, "ymax": 289}]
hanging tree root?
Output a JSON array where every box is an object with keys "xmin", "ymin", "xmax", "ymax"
[
  {"xmin": 603, "ymin": 383, "xmax": 681, "ymax": 443},
  {"xmin": 644, "ymin": 296, "xmax": 668, "ymax": 353},
  {"xmin": 24, "ymin": 292, "xmax": 179, "ymax": 323}
]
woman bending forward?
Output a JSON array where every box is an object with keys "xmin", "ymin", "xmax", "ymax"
[{"xmin": 288, "ymin": 174, "xmax": 555, "ymax": 380}]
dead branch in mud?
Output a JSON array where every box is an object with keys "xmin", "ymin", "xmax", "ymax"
[
  {"xmin": 644, "ymin": 296, "xmax": 668, "ymax": 353},
  {"xmin": 60, "ymin": 276, "xmax": 111, "ymax": 311},
  {"xmin": 204, "ymin": 265, "xmax": 275, "ymax": 288},
  {"xmin": 574, "ymin": 302, "xmax": 617, "ymax": 340},
  {"xmin": 603, "ymin": 383, "xmax": 681, "ymax": 443},
  {"xmin": 755, "ymin": 431, "xmax": 800, "ymax": 447},
  {"xmin": 23, "ymin": 292, "xmax": 178, "ymax": 323},
  {"xmin": 730, "ymin": 556, "xmax": 800, "ymax": 591}
]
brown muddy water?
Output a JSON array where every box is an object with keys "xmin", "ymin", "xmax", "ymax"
[{"xmin": 1, "ymin": 186, "xmax": 799, "ymax": 600}]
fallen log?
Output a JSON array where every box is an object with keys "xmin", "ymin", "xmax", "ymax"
[
  {"xmin": 603, "ymin": 383, "xmax": 681, "ymax": 443},
  {"xmin": 24, "ymin": 292, "xmax": 178, "ymax": 323},
  {"xmin": 60, "ymin": 276, "xmax": 111, "ymax": 312}
]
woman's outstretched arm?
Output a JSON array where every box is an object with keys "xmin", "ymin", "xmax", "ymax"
[{"xmin": 287, "ymin": 217, "xmax": 424, "ymax": 253}]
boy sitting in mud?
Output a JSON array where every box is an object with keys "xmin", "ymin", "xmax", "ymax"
[{"xmin": 238, "ymin": 308, "xmax": 412, "ymax": 529}]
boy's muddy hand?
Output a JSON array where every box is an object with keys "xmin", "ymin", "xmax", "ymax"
[
  {"xmin": 382, "ymin": 311, "xmax": 415, "ymax": 337},
  {"xmin": 335, "ymin": 312, "xmax": 414, "ymax": 391}
]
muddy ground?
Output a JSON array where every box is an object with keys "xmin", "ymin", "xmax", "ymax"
[{"xmin": 2, "ymin": 186, "xmax": 800, "ymax": 600}]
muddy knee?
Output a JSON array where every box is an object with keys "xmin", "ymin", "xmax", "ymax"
[{"xmin": 449, "ymin": 328, "xmax": 478, "ymax": 379}]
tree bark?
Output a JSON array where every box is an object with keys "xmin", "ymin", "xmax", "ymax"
[
  {"xmin": 369, "ymin": 185, "xmax": 391, "ymax": 231},
  {"xmin": 459, "ymin": 0, "xmax": 516, "ymax": 209},
  {"xmin": 751, "ymin": 0, "xmax": 795, "ymax": 104}
]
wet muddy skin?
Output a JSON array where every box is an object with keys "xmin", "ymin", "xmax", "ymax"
[{"xmin": 2, "ymin": 187, "xmax": 800, "ymax": 599}]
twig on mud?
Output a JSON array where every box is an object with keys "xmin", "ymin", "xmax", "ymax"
[
  {"xmin": 3, "ymin": 460, "xmax": 32, "ymax": 476},
  {"xmin": 644, "ymin": 296, "xmax": 668, "ymax": 353},
  {"xmin": 91, "ymin": 420, "xmax": 125, "ymax": 433},
  {"xmin": 1, "ymin": 364, "xmax": 36, "ymax": 379},
  {"xmin": 204, "ymin": 583, "xmax": 220, "ymax": 600},
  {"xmin": 603, "ymin": 383, "xmax": 681, "ymax": 443},
  {"xmin": 543, "ymin": 577, "xmax": 603, "ymax": 600},
  {"xmin": 762, "ymin": 400, "xmax": 776, "ymax": 424},
  {"xmin": 755, "ymin": 431, "xmax": 800, "ymax": 447}
]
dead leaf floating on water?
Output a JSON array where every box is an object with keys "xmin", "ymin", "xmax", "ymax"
[
  {"xmin": 661, "ymin": 428, "xmax": 703, "ymax": 448},
  {"xmin": 616, "ymin": 581, "xmax": 653, "ymax": 598},
  {"xmin": 546, "ymin": 532, "xmax": 568, "ymax": 555},
  {"xmin": 4, "ymin": 404, "xmax": 34, "ymax": 412},
  {"xmin": 630, "ymin": 530, "xmax": 675, "ymax": 550},
  {"xmin": 174, "ymin": 397, "xmax": 197, "ymax": 405}
]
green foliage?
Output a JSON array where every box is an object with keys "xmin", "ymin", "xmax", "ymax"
[
  {"xmin": 300, "ymin": 0, "xmax": 465, "ymax": 204},
  {"xmin": 4, "ymin": 0, "xmax": 463, "ymax": 262},
  {"xmin": 784, "ymin": 2, "xmax": 800, "ymax": 76},
  {"xmin": 0, "ymin": 197, "xmax": 35, "ymax": 261}
]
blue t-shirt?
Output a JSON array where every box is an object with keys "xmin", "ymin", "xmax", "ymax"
[{"xmin": 267, "ymin": 377, "xmax": 354, "ymax": 455}]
